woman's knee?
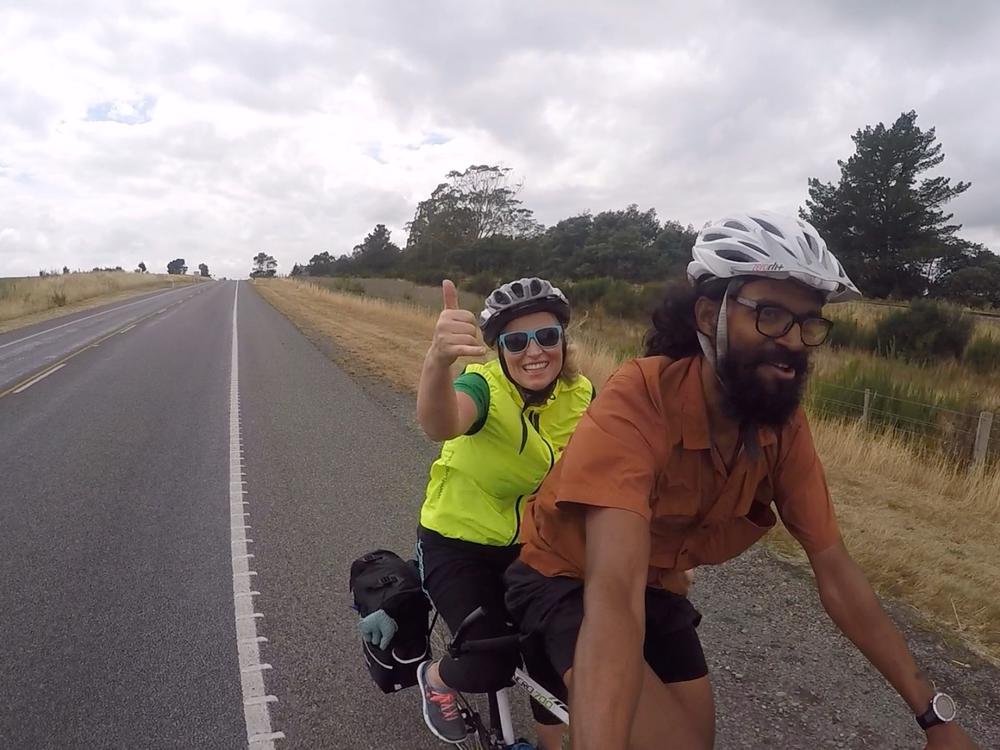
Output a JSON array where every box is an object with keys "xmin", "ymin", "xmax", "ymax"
[{"xmin": 439, "ymin": 649, "xmax": 519, "ymax": 693}]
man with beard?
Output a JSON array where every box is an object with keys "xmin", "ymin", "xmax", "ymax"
[{"xmin": 504, "ymin": 211, "xmax": 977, "ymax": 749}]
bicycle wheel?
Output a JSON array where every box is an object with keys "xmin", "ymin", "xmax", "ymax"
[
  {"xmin": 454, "ymin": 692, "xmax": 494, "ymax": 750},
  {"xmin": 428, "ymin": 610, "xmax": 452, "ymax": 661}
]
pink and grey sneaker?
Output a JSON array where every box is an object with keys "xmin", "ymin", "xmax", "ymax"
[{"xmin": 417, "ymin": 660, "xmax": 468, "ymax": 744}]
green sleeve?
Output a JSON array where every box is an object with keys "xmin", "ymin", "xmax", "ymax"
[{"xmin": 453, "ymin": 372, "xmax": 490, "ymax": 435}]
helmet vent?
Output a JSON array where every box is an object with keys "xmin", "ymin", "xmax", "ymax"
[
  {"xmin": 753, "ymin": 217, "xmax": 784, "ymax": 238},
  {"xmin": 723, "ymin": 221, "xmax": 749, "ymax": 232},
  {"xmin": 510, "ymin": 282, "xmax": 524, "ymax": 297},
  {"xmin": 493, "ymin": 290, "xmax": 511, "ymax": 305},
  {"xmin": 529, "ymin": 278, "xmax": 542, "ymax": 295},
  {"xmin": 796, "ymin": 236, "xmax": 813, "ymax": 260},
  {"xmin": 717, "ymin": 248, "xmax": 755, "ymax": 262},
  {"xmin": 737, "ymin": 240, "xmax": 767, "ymax": 256},
  {"xmin": 702, "ymin": 232, "xmax": 728, "ymax": 242}
]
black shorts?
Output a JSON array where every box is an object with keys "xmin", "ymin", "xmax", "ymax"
[
  {"xmin": 504, "ymin": 560, "xmax": 708, "ymax": 684},
  {"xmin": 416, "ymin": 527, "xmax": 565, "ymax": 725}
]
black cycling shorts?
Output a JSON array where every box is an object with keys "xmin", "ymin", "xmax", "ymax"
[
  {"xmin": 504, "ymin": 560, "xmax": 708, "ymax": 685},
  {"xmin": 416, "ymin": 527, "xmax": 565, "ymax": 725}
]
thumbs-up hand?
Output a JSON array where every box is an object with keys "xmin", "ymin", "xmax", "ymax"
[{"xmin": 430, "ymin": 280, "xmax": 486, "ymax": 366}]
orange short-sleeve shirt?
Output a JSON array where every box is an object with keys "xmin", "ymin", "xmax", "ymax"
[{"xmin": 519, "ymin": 355, "xmax": 840, "ymax": 594}]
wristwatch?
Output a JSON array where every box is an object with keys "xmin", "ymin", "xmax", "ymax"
[{"xmin": 916, "ymin": 692, "xmax": 957, "ymax": 730}]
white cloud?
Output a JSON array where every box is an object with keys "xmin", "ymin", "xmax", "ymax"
[{"xmin": 1, "ymin": 0, "xmax": 997, "ymax": 279}]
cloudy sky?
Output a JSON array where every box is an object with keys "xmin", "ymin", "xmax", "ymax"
[{"xmin": 2, "ymin": 1, "xmax": 998, "ymax": 279}]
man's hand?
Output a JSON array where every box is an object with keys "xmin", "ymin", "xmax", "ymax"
[
  {"xmin": 429, "ymin": 280, "xmax": 486, "ymax": 367},
  {"xmin": 924, "ymin": 723, "xmax": 980, "ymax": 749}
]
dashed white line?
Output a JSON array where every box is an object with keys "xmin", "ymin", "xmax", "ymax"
[
  {"xmin": 11, "ymin": 364, "xmax": 66, "ymax": 394},
  {"xmin": 245, "ymin": 696, "xmax": 278, "ymax": 706},
  {"xmin": 229, "ymin": 282, "xmax": 284, "ymax": 748},
  {"xmin": 249, "ymin": 732, "xmax": 286, "ymax": 745}
]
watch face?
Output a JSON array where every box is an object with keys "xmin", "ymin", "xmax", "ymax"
[{"xmin": 933, "ymin": 693, "xmax": 957, "ymax": 722}]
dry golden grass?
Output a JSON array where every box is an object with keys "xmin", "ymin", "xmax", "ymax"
[
  {"xmin": 258, "ymin": 278, "xmax": 1000, "ymax": 662},
  {"xmin": 255, "ymin": 279, "xmax": 462, "ymax": 391},
  {"xmin": 810, "ymin": 347, "xmax": 1000, "ymax": 412},
  {"xmin": 826, "ymin": 300, "xmax": 892, "ymax": 328},
  {"xmin": 0, "ymin": 272, "xmax": 200, "ymax": 332},
  {"xmin": 306, "ymin": 276, "xmax": 482, "ymax": 311},
  {"xmin": 769, "ymin": 418, "xmax": 1000, "ymax": 658}
]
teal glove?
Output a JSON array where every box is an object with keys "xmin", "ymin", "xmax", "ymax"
[{"xmin": 359, "ymin": 609, "xmax": 398, "ymax": 650}]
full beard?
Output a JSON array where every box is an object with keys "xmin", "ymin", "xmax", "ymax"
[{"xmin": 718, "ymin": 343, "xmax": 810, "ymax": 427}]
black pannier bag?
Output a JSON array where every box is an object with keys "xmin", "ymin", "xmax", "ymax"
[{"xmin": 349, "ymin": 549, "xmax": 431, "ymax": 693}]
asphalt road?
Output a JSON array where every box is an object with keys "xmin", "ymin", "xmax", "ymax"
[
  {"xmin": 1, "ymin": 280, "xmax": 997, "ymax": 749},
  {"xmin": 0, "ymin": 282, "xmax": 207, "ymax": 395}
]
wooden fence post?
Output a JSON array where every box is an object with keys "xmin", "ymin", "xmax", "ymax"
[
  {"xmin": 862, "ymin": 389, "xmax": 872, "ymax": 425},
  {"xmin": 973, "ymin": 411, "xmax": 994, "ymax": 467}
]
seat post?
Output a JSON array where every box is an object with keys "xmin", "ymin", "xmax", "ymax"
[{"xmin": 494, "ymin": 688, "xmax": 516, "ymax": 745}]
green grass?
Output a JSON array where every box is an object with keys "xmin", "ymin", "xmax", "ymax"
[
  {"xmin": 805, "ymin": 356, "xmax": 984, "ymax": 461},
  {"xmin": 965, "ymin": 337, "xmax": 1000, "ymax": 375}
]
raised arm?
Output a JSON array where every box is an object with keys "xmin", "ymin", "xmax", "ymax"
[
  {"xmin": 571, "ymin": 506, "xmax": 650, "ymax": 749},
  {"xmin": 416, "ymin": 280, "xmax": 486, "ymax": 441}
]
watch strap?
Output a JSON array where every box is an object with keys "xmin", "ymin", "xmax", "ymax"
[{"xmin": 916, "ymin": 703, "xmax": 942, "ymax": 730}]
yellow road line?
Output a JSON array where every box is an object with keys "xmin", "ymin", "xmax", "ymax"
[{"xmin": 12, "ymin": 364, "xmax": 68, "ymax": 394}]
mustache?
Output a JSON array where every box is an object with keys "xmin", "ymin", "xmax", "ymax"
[{"xmin": 745, "ymin": 344, "xmax": 809, "ymax": 374}]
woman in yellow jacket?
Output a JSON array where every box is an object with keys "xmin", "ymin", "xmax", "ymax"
[{"xmin": 415, "ymin": 277, "xmax": 593, "ymax": 747}]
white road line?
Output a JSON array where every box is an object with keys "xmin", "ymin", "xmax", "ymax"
[
  {"xmin": 249, "ymin": 733, "xmax": 285, "ymax": 745},
  {"xmin": 118, "ymin": 324, "xmax": 136, "ymax": 334},
  {"xmin": 11, "ymin": 364, "xmax": 67, "ymax": 394},
  {"xmin": 229, "ymin": 282, "xmax": 284, "ymax": 748},
  {"xmin": 0, "ymin": 286, "xmax": 193, "ymax": 351},
  {"xmin": 245, "ymin": 696, "xmax": 278, "ymax": 706}
]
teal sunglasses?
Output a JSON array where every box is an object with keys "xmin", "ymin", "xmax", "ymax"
[{"xmin": 497, "ymin": 325, "xmax": 563, "ymax": 353}]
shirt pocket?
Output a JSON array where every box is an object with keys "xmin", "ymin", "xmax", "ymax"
[
  {"xmin": 729, "ymin": 468, "xmax": 775, "ymax": 518},
  {"xmin": 648, "ymin": 474, "xmax": 702, "ymax": 568},
  {"xmin": 687, "ymin": 502, "xmax": 777, "ymax": 566}
]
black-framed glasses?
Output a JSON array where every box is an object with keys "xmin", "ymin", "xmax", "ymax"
[
  {"xmin": 497, "ymin": 325, "xmax": 563, "ymax": 353},
  {"xmin": 731, "ymin": 297, "xmax": 833, "ymax": 346}
]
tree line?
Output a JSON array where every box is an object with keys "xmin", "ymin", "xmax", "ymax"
[
  {"xmin": 288, "ymin": 111, "xmax": 997, "ymax": 308},
  {"xmin": 166, "ymin": 259, "xmax": 211, "ymax": 277}
]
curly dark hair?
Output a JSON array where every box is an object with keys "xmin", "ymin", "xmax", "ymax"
[{"xmin": 644, "ymin": 278, "xmax": 728, "ymax": 358}]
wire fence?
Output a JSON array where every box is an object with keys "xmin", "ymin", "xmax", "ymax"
[{"xmin": 806, "ymin": 379, "xmax": 997, "ymax": 468}]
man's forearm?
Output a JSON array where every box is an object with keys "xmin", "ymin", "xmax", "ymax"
[
  {"xmin": 571, "ymin": 587, "xmax": 645, "ymax": 749},
  {"xmin": 820, "ymin": 564, "xmax": 933, "ymax": 713}
]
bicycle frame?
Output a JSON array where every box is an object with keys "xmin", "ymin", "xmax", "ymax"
[{"xmin": 510, "ymin": 668, "xmax": 569, "ymax": 725}]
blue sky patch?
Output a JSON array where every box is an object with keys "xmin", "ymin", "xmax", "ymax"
[{"xmin": 85, "ymin": 95, "xmax": 157, "ymax": 125}]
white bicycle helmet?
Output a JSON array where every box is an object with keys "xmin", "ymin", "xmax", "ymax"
[
  {"xmin": 479, "ymin": 277, "xmax": 570, "ymax": 347},
  {"xmin": 687, "ymin": 210, "xmax": 861, "ymax": 302},
  {"xmin": 687, "ymin": 211, "xmax": 861, "ymax": 377}
]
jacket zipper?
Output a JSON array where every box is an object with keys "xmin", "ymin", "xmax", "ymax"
[{"xmin": 508, "ymin": 410, "xmax": 556, "ymax": 546}]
